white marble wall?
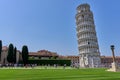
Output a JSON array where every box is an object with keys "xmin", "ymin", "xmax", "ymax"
[{"xmin": 76, "ymin": 4, "xmax": 101, "ymax": 68}]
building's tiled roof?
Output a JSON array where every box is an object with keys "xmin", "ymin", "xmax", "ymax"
[
  {"xmin": 2, "ymin": 46, "xmax": 8, "ymax": 51},
  {"xmin": 58, "ymin": 55, "xmax": 68, "ymax": 59},
  {"xmin": 2, "ymin": 46, "xmax": 21, "ymax": 53},
  {"xmin": 29, "ymin": 50, "xmax": 58, "ymax": 57},
  {"xmin": 101, "ymin": 56, "xmax": 120, "ymax": 58},
  {"xmin": 67, "ymin": 56, "xmax": 79, "ymax": 58}
]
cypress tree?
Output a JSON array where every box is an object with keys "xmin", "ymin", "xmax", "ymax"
[
  {"xmin": 0, "ymin": 40, "xmax": 2, "ymax": 61},
  {"xmin": 7, "ymin": 43, "xmax": 14, "ymax": 63},
  {"xmin": 22, "ymin": 45, "xmax": 29, "ymax": 66},
  {"xmin": 13, "ymin": 47, "xmax": 17, "ymax": 64}
]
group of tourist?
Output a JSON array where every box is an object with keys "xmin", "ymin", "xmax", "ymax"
[{"xmin": 0, "ymin": 63, "xmax": 80, "ymax": 69}]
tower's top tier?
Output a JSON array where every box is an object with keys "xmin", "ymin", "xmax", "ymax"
[{"xmin": 77, "ymin": 3, "xmax": 90, "ymax": 13}]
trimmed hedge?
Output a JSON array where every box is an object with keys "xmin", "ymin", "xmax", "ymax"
[{"xmin": 27, "ymin": 59, "xmax": 71, "ymax": 66}]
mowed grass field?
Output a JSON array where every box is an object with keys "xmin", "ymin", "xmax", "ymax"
[{"xmin": 0, "ymin": 68, "xmax": 120, "ymax": 80}]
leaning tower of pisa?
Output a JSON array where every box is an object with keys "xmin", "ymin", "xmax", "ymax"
[{"xmin": 75, "ymin": 3, "xmax": 101, "ymax": 68}]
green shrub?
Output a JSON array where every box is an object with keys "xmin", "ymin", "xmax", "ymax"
[{"xmin": 28, "ymin": 59, "xmax": 71, "ymax": 66}]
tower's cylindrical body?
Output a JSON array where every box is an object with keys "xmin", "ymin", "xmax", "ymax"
[{"xmin": 76, "ymin": 3, "xmax": 101, "ymax": 68}]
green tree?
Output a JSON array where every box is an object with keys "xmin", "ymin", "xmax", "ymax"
[
  {"xmin": 22, "ymin": 45, "xmax": 29, "ymax": 66},
  {"xmin": 7, "ymin": 43, "xmax": 14, "ymax": 63},
  {"xmin": 0, "ymin": 40, "xmax": 2, "ymax": 61},
  {"xmin": 13, "ymin": 47, "xmax": 17, "ymax": 64}
]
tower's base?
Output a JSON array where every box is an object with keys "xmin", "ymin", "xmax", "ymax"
[{"xmin": 79, "ymin": 54, "xmax": 101, "ymax": 68}]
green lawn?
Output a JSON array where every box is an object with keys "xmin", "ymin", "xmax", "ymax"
[{"xmin": 0, "ymin": 68, "xmax": 120, "ymax": 80}]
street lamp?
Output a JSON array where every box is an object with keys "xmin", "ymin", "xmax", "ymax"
[
  {"xmin": 107, "ymin": 45, "xmax": 120, "ymax": 72},
  {"xmin": 110, "ymin": 45, "xmax": 116, "ymax": 63}
]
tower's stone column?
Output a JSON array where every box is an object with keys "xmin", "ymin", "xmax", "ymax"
[{"xmin": 75, "ymin": 3, "xmax": 101, "ymax": 68}]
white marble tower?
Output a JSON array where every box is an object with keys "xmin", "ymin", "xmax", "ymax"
[{"xmin": 75, "ymin": 3, "xmax": 101, "ymax": 68}]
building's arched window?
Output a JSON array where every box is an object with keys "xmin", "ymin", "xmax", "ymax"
[
  {"xmin": 82, "ymin": 15, "xmax": 84, "ymax": 18},
  {"xmin": 88, "ymin": 42, "xmax": 90, "ymax": 45}
]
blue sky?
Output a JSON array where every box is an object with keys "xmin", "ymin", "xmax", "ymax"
[{"xmin": 0, "ymin": 0, "xmax": 120, "ymax": 56}]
